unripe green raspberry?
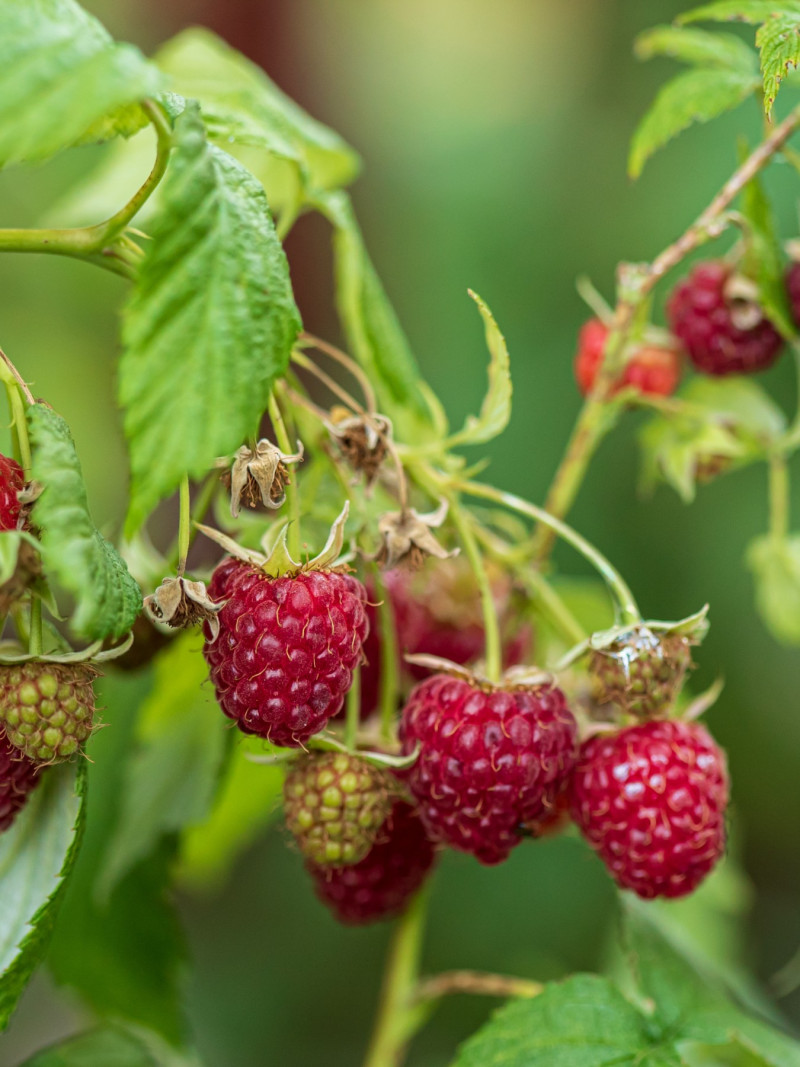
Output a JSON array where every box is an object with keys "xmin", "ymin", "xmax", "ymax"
[
  {"xmin": 0, "ymin": 662, "xmax": 99, "ymax": 764},
  {"xmin": 589, "ymin": 626, "xmax": 692, "ymax": 719},
  {"xmin": 283, "ymin": 752, "xmax": 394, "ymax": 867}
]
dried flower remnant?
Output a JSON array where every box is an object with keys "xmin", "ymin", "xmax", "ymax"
[
  {"xmin": 375, "ymin": 501, "xmax": 457, "ymax": 570},
  {"xmin": 226, "ymin": 439, "xmax": 304, "ymax": 518},
  {"xmin": 144, "ymin": 576, "xmax": 224, "ymax": 641}
]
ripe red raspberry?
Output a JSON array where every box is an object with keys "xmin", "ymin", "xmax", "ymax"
[
  {"xmin": 0, "ymin": 662, "xmax": 98, "ymax": 764},
  {"xmin": 399, "ymin": 674, "xmax": 578, "ymax": 864},
  {"xmin": 308, "ymin": 801, "xmax": 436, "ymax": 924},
  {"xmin": 0, "ymin": 727, "xmax": 39, "ymax": 830},
  {"xmin": 203, "ymin": 560, "xmax": 369, "ymax": 747},
  {"xmin": 667, "ymin": 261, "xmax": 783, "ymax": 375},
  {"xmin": 283, "ymin": 751, "xmax": 393, "ymax": 866},
  {"xmin": 590, "ymin": 626, "xmax": 692, "ymax": 719},
  {"xmin": 571, "ymin": 719, "xmax": 728, "ymax": 899},
  {"xmin": 0, "ymin": 453, "xmax": 24, "ymax": 531},
  {"xmin": 574, "ymin": 319, "xmax": 681, "ymax": 397}
]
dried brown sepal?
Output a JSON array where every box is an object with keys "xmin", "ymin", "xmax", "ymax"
[
  {"xmin": 326, "ymin": 407, "xmax": 391, "ymax": 489},
  {"xmin": 227, "ymin": 439, "xmax": 304, "ymax": 518},
  {"xmin": 144, "ymin": 577, "xmax": 224, "ymax": 641},
  {"xmin": 375, "ymin": 501, "xmax": 457, "ymax": 570},
  {"xmin": 0, "ymin": 539, "xmax": 41, "ymax": 614}
]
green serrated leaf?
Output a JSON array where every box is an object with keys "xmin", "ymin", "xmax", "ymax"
[
  {"xmin": 175, "ymin": 734, "xmax": 284, "ymax": 892},
  {"xmin": 635, "ymin": 25, "xmax": 758, "ymax": 71},
  {"xmin": 316, "ymin": 190, "xmax": 440, "ymax": 439},
  {"xmin": 747, "ymin": 533, "xmax": 800, "ymax": 642},
  {"xmin": 449, "ymin": 291, "xmax": 512, "ymax": 447},
  {"xmin": 120, "ymin": 104, "xmax": 301, "ymax": 534},
  {"xmin": 27, "ymin": 405, "xmax": 142, "ymax": 640},
  {"xmin": 98, "ymin": 636, "xmax": 225, "ymax": 898},
  {"xmin": 19, "ymin": 1022, "xmax": 199, "ymax": 1067},
  {"xmin": 154, "ymin": 27, "xmax": 359, "ymax": 216},
  {"xmin": 452, "ymin": 973, "xmax": 681, "ymax": 1066},
  {"xmin": 629, "ymin": 67, "xmax": 758, "ymax": 178},
  {"xmin": 756, "ymin": 14, "xmax": 800, "ymax": 112},
  {"xmin": 680, "ymin": 2, "xmax": 800, "ymax": 26},
  {"xmin": 0, "ymin": 0, "xmax": 163, "ymax": 167},
  {"xmin": 0, "ymin": 761, "xmax": 85, "ymax": 1031}
]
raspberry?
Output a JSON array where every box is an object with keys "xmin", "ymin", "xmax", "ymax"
[
  {"xmin": 0, "ymin": 727, "xmax": 40, "ymax": 830},
  {"xmin": 667, "ymin": 261, "xmax": 783, "ymax": 375},
  {"xmin": 0, "ymin": 453, "xmax": 24, "ymax": 531},
  {"xmin": 399, "ymin": 674, "xmax": 578, "ymax": 864},
  {"xmin": 589, "ymin": 626, "xmax": 692, "ymax": 719},
  {"xmin": 283, "ymin": 751, "xmax": 394, "ymax": 866},
  {"xmin": 203, "ymin": 560, "xmax": 369, "ymax": 747},
  {"xmin": 0, "ymin": 662, "xmax": 98, "ymax": 763},
  {"xmin": 571, "ymin": 718, "xmax": 728, "ymax": 899},
  {"xmin": 574, "ymin": 319, "xmax": 681, "ymax": 397},
  {"xmin": 308, "ymin": 801, "xmax": 436, "ymax": 924}
]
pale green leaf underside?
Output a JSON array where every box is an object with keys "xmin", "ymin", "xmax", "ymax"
[
  {"xmin": 635, "ymin": 25, "xmax": 758, "ymax": 71},
  {"xmin": 154, "ymin": 28, "xmax": 359, "ymax": 198},
  {"xmin": 747, "ymin": 533, "xmax": 800, "ymax": 643},
  {"xmin": 0, "ymin": 762, "xmax": 85, "ymax": 1030},
  {"xmin": 28, "ymin": 405, "xmax": 142, "ymax": 640},
  {"xmin": 120, "ymin": 104, "xmax": 301, "ymax": 533},
  {"xmin": 453, "ymin": 291, "xmax": 512, "ymax": 446},
  {"xmin": 629, "ymin": 67, "xmax": 758, "ymax": 177},
  {"xmin": 0, "ymin": 0, "xmax": 163, "ymax": 167}
]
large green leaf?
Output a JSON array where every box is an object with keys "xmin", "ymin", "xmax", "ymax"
[
  {"xmin": 120, "ymin": 104, "xmax": 301, "ymax": 534},
  {"xmin": 27, "ymin": 404, "xmax": 141, "ymax": 641},
  {"xmin": 20, "ymin": 1022, "xmax": 199, "ymax": 1067},
  {"xmin": 154, "ymin": 27, "xmax": 359, "ymax": 220},
  {"xmin": 0, "ymin": 762, "xmax": 85, "ymax": 1031},
  {"xmin": 98, "ymin": 636, "xmax": 225, "ymax": 898},
  {"xmin": 747, "ymin": 533, "xmax": 800, "ymax": 643},
  {"xmin": 0, "ymin": 0, "xmax": 162, "ymax": 167},
  {"xmin": 629, "ymin": 66, "xmax": 758, "ymax": 177}
]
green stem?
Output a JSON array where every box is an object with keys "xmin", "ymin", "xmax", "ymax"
[
  {"xmin": 768, "ymin": 453, "xmax": 790, "ymax": 541},
  {"xmin": 363, "ymin": 888, "xmax": 430, "ymax": 1067},
  {"xmin": 345, "ymin": 666, "xmax": 361, "ymax": 751},
  {"xmin": 456, "ymin": 477, "xmax": 640, "ymax": 625},
  {"xmin": 268, "ymin": 392, "xmax": 301, "ymax": 559},
  {"xmin": 447, "ymin": 499, "xmax": 502, "ymax": 682},
  {"xmin": 165, "ymin": 473, "xmax": 218, "ymax": 574},
  {"xmin": 0, "ymin": 361, "xmax": 32, "ymax": 472},
  {"xmin": 373, "ymin": 566, "xmax": 401, "ymax": 745},
  {"xmin": 28, "ymin": 597, "xmax": 42, "ymax": 657},
  {"xmin": 177, "ymin": 476, "xmax": 191, "ymax": 576},
  {"xmin": 521, "ymin": 569, "xmax": 587, "ymax": 647}
]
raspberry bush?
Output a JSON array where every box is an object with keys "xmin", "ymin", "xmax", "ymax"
[{"xmin": 0, "ymin": 2, "xmax": 799, "ymax": 1065}]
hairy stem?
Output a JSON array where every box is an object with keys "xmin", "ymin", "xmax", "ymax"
[
  {"xmin": 268, "ymin": 392, "xmax": 301, "ymax": 560},
  {"xmin": 414, "ymin": 969, "xmax": 543, "ymax": 1004},
  {"xmin": 363, "ymin": 889, "xmax": 430, "ymax": 1067}
]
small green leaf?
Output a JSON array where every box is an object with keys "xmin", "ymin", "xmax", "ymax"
[
  {"xmin": 747, "ymin": 533, "xmax": 800, "ymax": 643},
  {"xmin": 0, "ymin": 762, "xmax": 85, "ymax": 1031},
  {"xmin": 120, "ymin": 104, "xmax": 301, "ymax": 534},
  {"xmin": 154, "ymin": 27, "xmax": 359, "ymax": 216},
  {"xmin": 176, "ymin": 734, "xmax": 284, "ymax": 892},
  {"xmin": 450, "ymin": 291, "xmax": 512, "ymax": 447},
  {"xmin": 756, "ymin": 14, "xmax": 800, "ymax": 112},
  {"xmin": 629, "ymin": 67, "xmax": 758, "ymax": 177},
  {"xmin": 452, "ymin": 973, "xmax": 679, "ymax": 1066},
  {"xmin": 317, "ymin": 190, "xmax": 441, "ymax": 439},
  {"xmin": 27, "ymin": 405, "xmax": 142, "ymax": 640},
  {"xmin": 635, "ymin": 25, "xmax": 758, "ymax": 70},
  {"xmin": 739, "ymin": 158, "xmax": 795, "ymax": 337},
  {"xmin": 0, "ymin": 0, "xmax": 163, "ymax": 167},
  {"xmin": 98, "ymin": 636, "xmax": 226, "ymax": 898},
  {"xmin": 20, "ymin": 1022, "xmax": 199, "ymax": 1067}
]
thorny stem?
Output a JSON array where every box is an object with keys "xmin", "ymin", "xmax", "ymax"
[
  {"xmin": 448, "ymin": 500, "xmax": 502, "ymax": 682},
  {"xmin": 362, "ymin": 888, "xmax": 430, "ymax": 1067},
  {"xmin": 268, "ymin": 392, "xmax": 301, "ymax": 560},
  {"xmin": 372, "ymin": 565, "xmax": 401, "ymax": 745},
  {"xmin": 413, "ymin": 970, "xmax": 543, "ymax": 1004},
  {"xmin": 176, "ymin": 476, "xmax": 191, "ymax": 577},
  {"xmin": 533, "ymin": 104, "xmax": 800, "ymax": 563}
]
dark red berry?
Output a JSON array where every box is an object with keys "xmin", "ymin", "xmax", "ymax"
[
  {"xmin": 399, "ymin": 675, "xmax": 578, "ymax": 865},
  {"xmin": 0, "ymin": 727, "xmax": 40, "ymax": 830},
  {"xmin": 308, "ymin": 801, "xmax": 436, "ymax": 925},
  {"xmin": 203, "ymin": 560, "xmax": 369, "ymax": 747},
  {"xmin": 0, "ymin": 454, "xmax": 24, "ymax": 531},
  {"xmin": 574, "ymin": 319, "xmax": 681, "ymax": 397},
  {"xmin": 571, "ymin": 718, "xmax": 728, "ymax": 899},
  {"xmin": 667, "ymin": 262, "xmax": 783, "ymax": 376}
]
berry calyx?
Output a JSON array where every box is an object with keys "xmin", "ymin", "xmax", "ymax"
[
  {"xmin": 574, "ymin": 318, "xmax": 681, "ymax": 397},
  {"xmin": 0, "ymin": 453, "xmax": 24, "ymax": 531},
  {"xmin": 571, "ymin": 718, "xmax": 728, "ymax": 899},
  {"xmin": 0, "ymin": 727, "xmax": 40, "ymax": 830},
  {"xmin": 399, "ymin": 673, "xmax": 578, "ymax": 864},
  {"xmin": 283, "ymin": 751, "xmax": 394, "ymax": 866},
  {"xmin": 204, "ymin": 563, "xmax": 369, "ymax": 747},
  {"xmin": 0, "ymin": 661, "xmax": 98, "ymax": 763},
  {"xmin": 589, "ymin": 625, "xmax": 692, "ymax": 719},
  {"xmin": 308, "ymin": 801, "xmax": 436, "ymax": 925},
  {"xmin": 667, "ymin": 261, "xmax": 783, "ymax": 376}
]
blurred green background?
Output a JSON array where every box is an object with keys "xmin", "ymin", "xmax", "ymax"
[{"xmin": 1, "ymin": 1, "xmax": 799, "ymax": 1064}]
